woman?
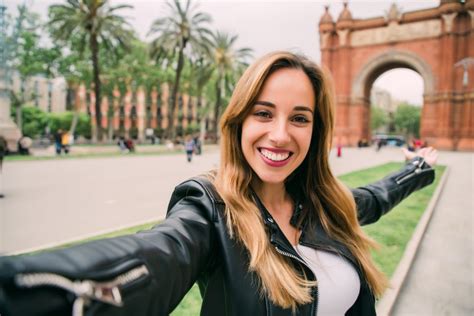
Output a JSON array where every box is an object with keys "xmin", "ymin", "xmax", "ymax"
[{"xmin": 0, "ymin": 52, "xmax": 437, "ymax": 316}]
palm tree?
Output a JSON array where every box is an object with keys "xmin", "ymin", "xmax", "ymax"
[
  {"xmin": 149, "ymin": 0, "xmax": 213, "ymax": 140},
  {"xmin": 211, "ymin": 31, "xmax": 253, "ymax": 137},
  {"xmin": 48, "ymin": 0, "xmax": 133, "ymax": 141}
]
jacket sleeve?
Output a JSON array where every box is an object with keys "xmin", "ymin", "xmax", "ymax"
[
  {"xmin": 0, "ymin": 179, "xmax": 216, "ymax": 316},
  {"xmin": 351, "ymin": 156, "xmax": 435, "ymax": 226}
]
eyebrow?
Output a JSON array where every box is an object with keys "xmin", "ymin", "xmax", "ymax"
[{"xmin": 254, "ymin": 100, "xmax": 314, "ymax": 114}]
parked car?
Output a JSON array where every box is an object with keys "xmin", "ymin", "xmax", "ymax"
[{"xmin": 372, "ymin": 134, "xmax": 406, "ymax": 147}]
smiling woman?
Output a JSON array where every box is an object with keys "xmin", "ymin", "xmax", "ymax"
[
  {"xmin": 241, "ymin": 68, "xmax": 315, "ymax": 184},
  {"xmin": 0, "ymin": 52, "xmax": 437, "ymax": 316}
]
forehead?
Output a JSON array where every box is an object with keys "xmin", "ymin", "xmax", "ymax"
[{"xmin": 257, "ymin": 68, "xmax": 316, "ymax": 110}]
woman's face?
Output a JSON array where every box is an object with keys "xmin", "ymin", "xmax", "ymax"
[{"xmin": 241, "ymin": 68, "xmax": 315, "ymax": 186}]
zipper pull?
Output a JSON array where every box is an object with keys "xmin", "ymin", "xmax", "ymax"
[
  {"xmin": 90, "ymin": 281, "xmax": 123, "ymax": 306},
  {"xmin": 13, "ymin": 265, "xmax": 148, "ymax": 314}
]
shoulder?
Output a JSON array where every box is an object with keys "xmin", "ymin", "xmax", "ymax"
[{"xmin": 167, "ymin": 175, "xmax": 225, "ymax": 222}]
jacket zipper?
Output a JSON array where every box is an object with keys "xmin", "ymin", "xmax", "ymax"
[
  {"xmin": 14, "ymin": 264, "xmax": 149, "ymax": 316},
  {"xmin": 274, "ymin": 246, "xmax": 319, "ymax": 316},
  {"xmin": 395, "ymin": 159, "xmax": 425, "ymax": 185}
]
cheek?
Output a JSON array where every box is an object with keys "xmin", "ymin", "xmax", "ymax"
[
  {"xmin": 298, "ymin": 128, "xmax": 313, "ymax": 158},
  {"xmin": 240, "ymin": 120, "xmax": 253, "ymax": 157}
]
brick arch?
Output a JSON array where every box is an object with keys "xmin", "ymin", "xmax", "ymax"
[
  {"xmin": 319, "ymin": 1, "xmax": 474, "ymax": 150},
  {"xmin": 351, "ymin": 50, "xmax": 435, "ymax": 102}
]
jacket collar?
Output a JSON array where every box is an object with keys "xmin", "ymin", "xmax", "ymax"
[{"xmin": 251, "ymin": 188, "xmax": 359, "ymax": 270}]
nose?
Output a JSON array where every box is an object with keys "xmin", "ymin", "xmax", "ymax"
[{"xmin": 268, "ymin": 119, "xmax": 291, "ymax": 146}]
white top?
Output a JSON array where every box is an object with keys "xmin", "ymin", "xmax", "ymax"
[{"xmin": 294, "ymin": 244, "xmax": 360, "ymax": 316}]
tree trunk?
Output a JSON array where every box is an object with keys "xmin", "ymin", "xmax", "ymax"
[
  {"xmin": 90, "ymin": 33, "xmax": 102, "ymax": 142},
  {"xmin": 166, "ymin": 39, "xmax": 186, "ymax": 140},
  {"xmin": 16, "ymin": 78, "xmax": 25, "ymax": 132},
  {"xmin": 197, "ymin": 95, "xmax": 206, "ymax": 142},
  {"xmin": 213, "ymin": 76, "xmax": 222, "ymax": 142},
  {"xmin": 69, "ymin": 112, "xmax": 79, "ymax": 137},
  {"xmin": 68, "ymin": 83, "xmax": 79, "ymax": 137},
  {"xmin": 108, "ymin": 111, "xmax": 114, "ymax": 141}
]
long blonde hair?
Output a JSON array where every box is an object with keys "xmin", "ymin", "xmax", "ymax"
[{"xmin": 214, "ymin": 51, "xmax": 387, "ymax": 310}]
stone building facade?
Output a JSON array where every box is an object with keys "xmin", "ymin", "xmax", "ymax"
[{"xmin": 76, "ymin": 83, "xmax": 212, "ymax": 142}]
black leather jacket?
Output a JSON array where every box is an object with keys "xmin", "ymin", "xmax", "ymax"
[{"xmin": 0, "ymin": 157, "xmax": 435, "ymax": 316}]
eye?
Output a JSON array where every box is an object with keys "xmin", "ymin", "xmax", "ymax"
[
  {"xmin": 292, "ymin": 115, "xmax": 311, "ymax": 124},
  {"xmin": 254, "ymin": 110, "xmax": 272, "ymax": 119}
]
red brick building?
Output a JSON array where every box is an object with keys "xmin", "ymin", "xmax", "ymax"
[{"xmin": 319, "ymin": 0, "xmax": 474, "ymax": 150}]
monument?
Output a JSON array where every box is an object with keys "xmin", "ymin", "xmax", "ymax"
[{"xmin": 319, "ymin": 0, "xmax": 474, "ymax": 150}]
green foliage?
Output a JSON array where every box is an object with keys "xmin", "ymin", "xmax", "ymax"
[
  {"xmin": 149, "ymin": 0, "xmax": 213, "ymax": 138},
  {"xmin": 7, "ymin": 5, "xmax": 43, "ymax": 75},
  {"xmin": 370, "ymin": 106, "xmax": 389, "ymax": 131},
  {"xmin": 129, "ymin": 127, "xmax": 139, "ymax": 139},
  {"xmin": 48, "ymin": 0, "xmax": 135, "ymax": 140},
  {"xmin": 19, "ymin": 106, "xmax": 91, "ymax": 138},
  {"xmin": 185, "ymin": 122, "xmax": 200, "ymax": 135},
  {"xmin": 393, "ymin": 103, "xmax": 421, "ymax": 137},
  {"xmin": 209, "ymin": 31, "xmax": 253, "ymax": 133},
  {"xmin": 21, "ymin": 106, "xmax": 49, "ymax": 137},
  {"xmin": 48, "ymin": 1, "xmax": 135, "ymax": 56},
  {"xmin": 48, "ymin": 112, "xmax": 92, "ymax": 138}
]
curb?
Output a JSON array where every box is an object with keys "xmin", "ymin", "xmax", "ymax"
[
  {"xmin": 376, "ymin": 167, "xmax": 450, "ymax": 316},
  {"xmin": 7, "ymin": 216, "xmax": 163, "ymax": 256}
]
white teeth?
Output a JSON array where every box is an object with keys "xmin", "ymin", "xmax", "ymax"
[{"xmin": 260, "ymin": 149, "xmax": 290, "ymax": 162}]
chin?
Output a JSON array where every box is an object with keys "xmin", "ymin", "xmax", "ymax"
[{"xmin": 255, "ymin": 172, "xmax": 289, "ymax": 185}]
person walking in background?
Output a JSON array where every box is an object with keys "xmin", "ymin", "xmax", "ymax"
[
  {"xmin": 0, "ymin": 52, "xmax": 438, "ymax": 316},
  {"xmin": 117, "ymin": 136, "xmax": 129, "ymax": 153},
  {"xmin": 336, "ymin": 137, "xmax": 342, "ymax": 157},
  {"xmin": 54, "ymin": 129, "xmax": 63, "ymax": 155},
  {"xmin": 61, "ymin": 131, "xmax": 70, "ymax": 155},
  {"xmin": 0, "ymin": 135, "xmax": 6, "ymax": 198},
  {"xmin": 184, "ymin": 135, "xmax": 195, "ymax": 162},
  {"xmin": 193, "ymin": 134, "xmax": 202, "ymax": 155}
]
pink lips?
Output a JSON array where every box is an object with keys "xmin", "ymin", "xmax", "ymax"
[{"xmin": 258, "ymin": 147, "xmax": 292, "ymax": 167}]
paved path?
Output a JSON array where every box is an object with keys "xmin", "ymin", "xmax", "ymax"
[
  {"xmin": 0, "ymin": 146, "xmax": 404, "ymax": 254},
  {"xmin": 392, "ymin": 151, "xmax": 473, "ymax": 316}
]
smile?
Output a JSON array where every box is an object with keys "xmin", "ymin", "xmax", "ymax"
[{"xmin": 258, "ymin": 148, "xmax": 293, "ymax": 167}]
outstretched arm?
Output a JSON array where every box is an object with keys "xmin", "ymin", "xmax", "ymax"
[
  {"xmin": 352, "ymin": 147, "xmax": 438, "ymax": 225},
  {"xmin": 0, "ymin": 179, "xmax": 217, "ymax": 316}
]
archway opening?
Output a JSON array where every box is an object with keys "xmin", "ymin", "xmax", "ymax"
[{"xmin": 369, "ymin": 68, "xmax": 424, "ymax": 149}]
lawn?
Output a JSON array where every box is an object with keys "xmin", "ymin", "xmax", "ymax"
[{"xmin": 42, "ymin": 162, "xmax": 445, "ymax": 315}]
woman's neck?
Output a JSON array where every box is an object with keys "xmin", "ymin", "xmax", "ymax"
[{"xmin": 252, "ymin": 181, "xmax": 292, "ymax": 216}]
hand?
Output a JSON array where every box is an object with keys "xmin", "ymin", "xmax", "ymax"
[{"xmin": 402, "ymin": 147, "xmax": 438, "ymax": 166}]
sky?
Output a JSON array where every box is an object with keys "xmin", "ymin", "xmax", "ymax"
[{"xmin": 5, "ymin": 0, "xmax": 440, "ymax": 105}]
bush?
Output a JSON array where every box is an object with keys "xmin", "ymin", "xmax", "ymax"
[
  {"xmin": 129, "ymin": 127, "xmax": 139, "ymax": 139},
  {"xmin": 21, "ymin": 106, "xmax": 49, "ymax": 138},
  {"xmin": 48, "ymin": 112, "xmax": 91, "ymax": 139},
  {"xmin": 185, "ymin": 122, "xmax": 200, "ymax": 135},
  {"xmin": 20, "ymin": 107, "xmax": 91, "ymax": 139}
]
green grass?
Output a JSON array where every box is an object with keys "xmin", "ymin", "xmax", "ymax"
[
  {"xmin": 35, "ymin": 162, "xmax": 445, "ymax": 315},
  {"xmin": 339, "ymin": 163, "xmax": 445, "ymax": 277}
]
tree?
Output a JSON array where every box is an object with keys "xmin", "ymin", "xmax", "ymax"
[
  {"xmin": 370, "ymin": 106, "xmax": 389, "ymax": 132},
  {"xmin": 188, "ymin": 57, "xmax": 214, "ymax": 140},
  {"xmin": 210, "ymin": 31, "xmax": 252, "ymax": 137},
  {"xmin": 48, "ymin": 0, "xmax": 134, "ymax": 141},
  {"xmin": 104, "ymin": 39, "xmax": 169, "ymax": 140},
  {"xmin": 149, "ymin": 0, "xmax": 213, "ymax": 140},
  {"xmin": 7, "ymin": 4, "xmax": 51, "ymax": 130},
  {"xmin": 393, "ymin": 103, "xmax": 421, "ymax": 138}
]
